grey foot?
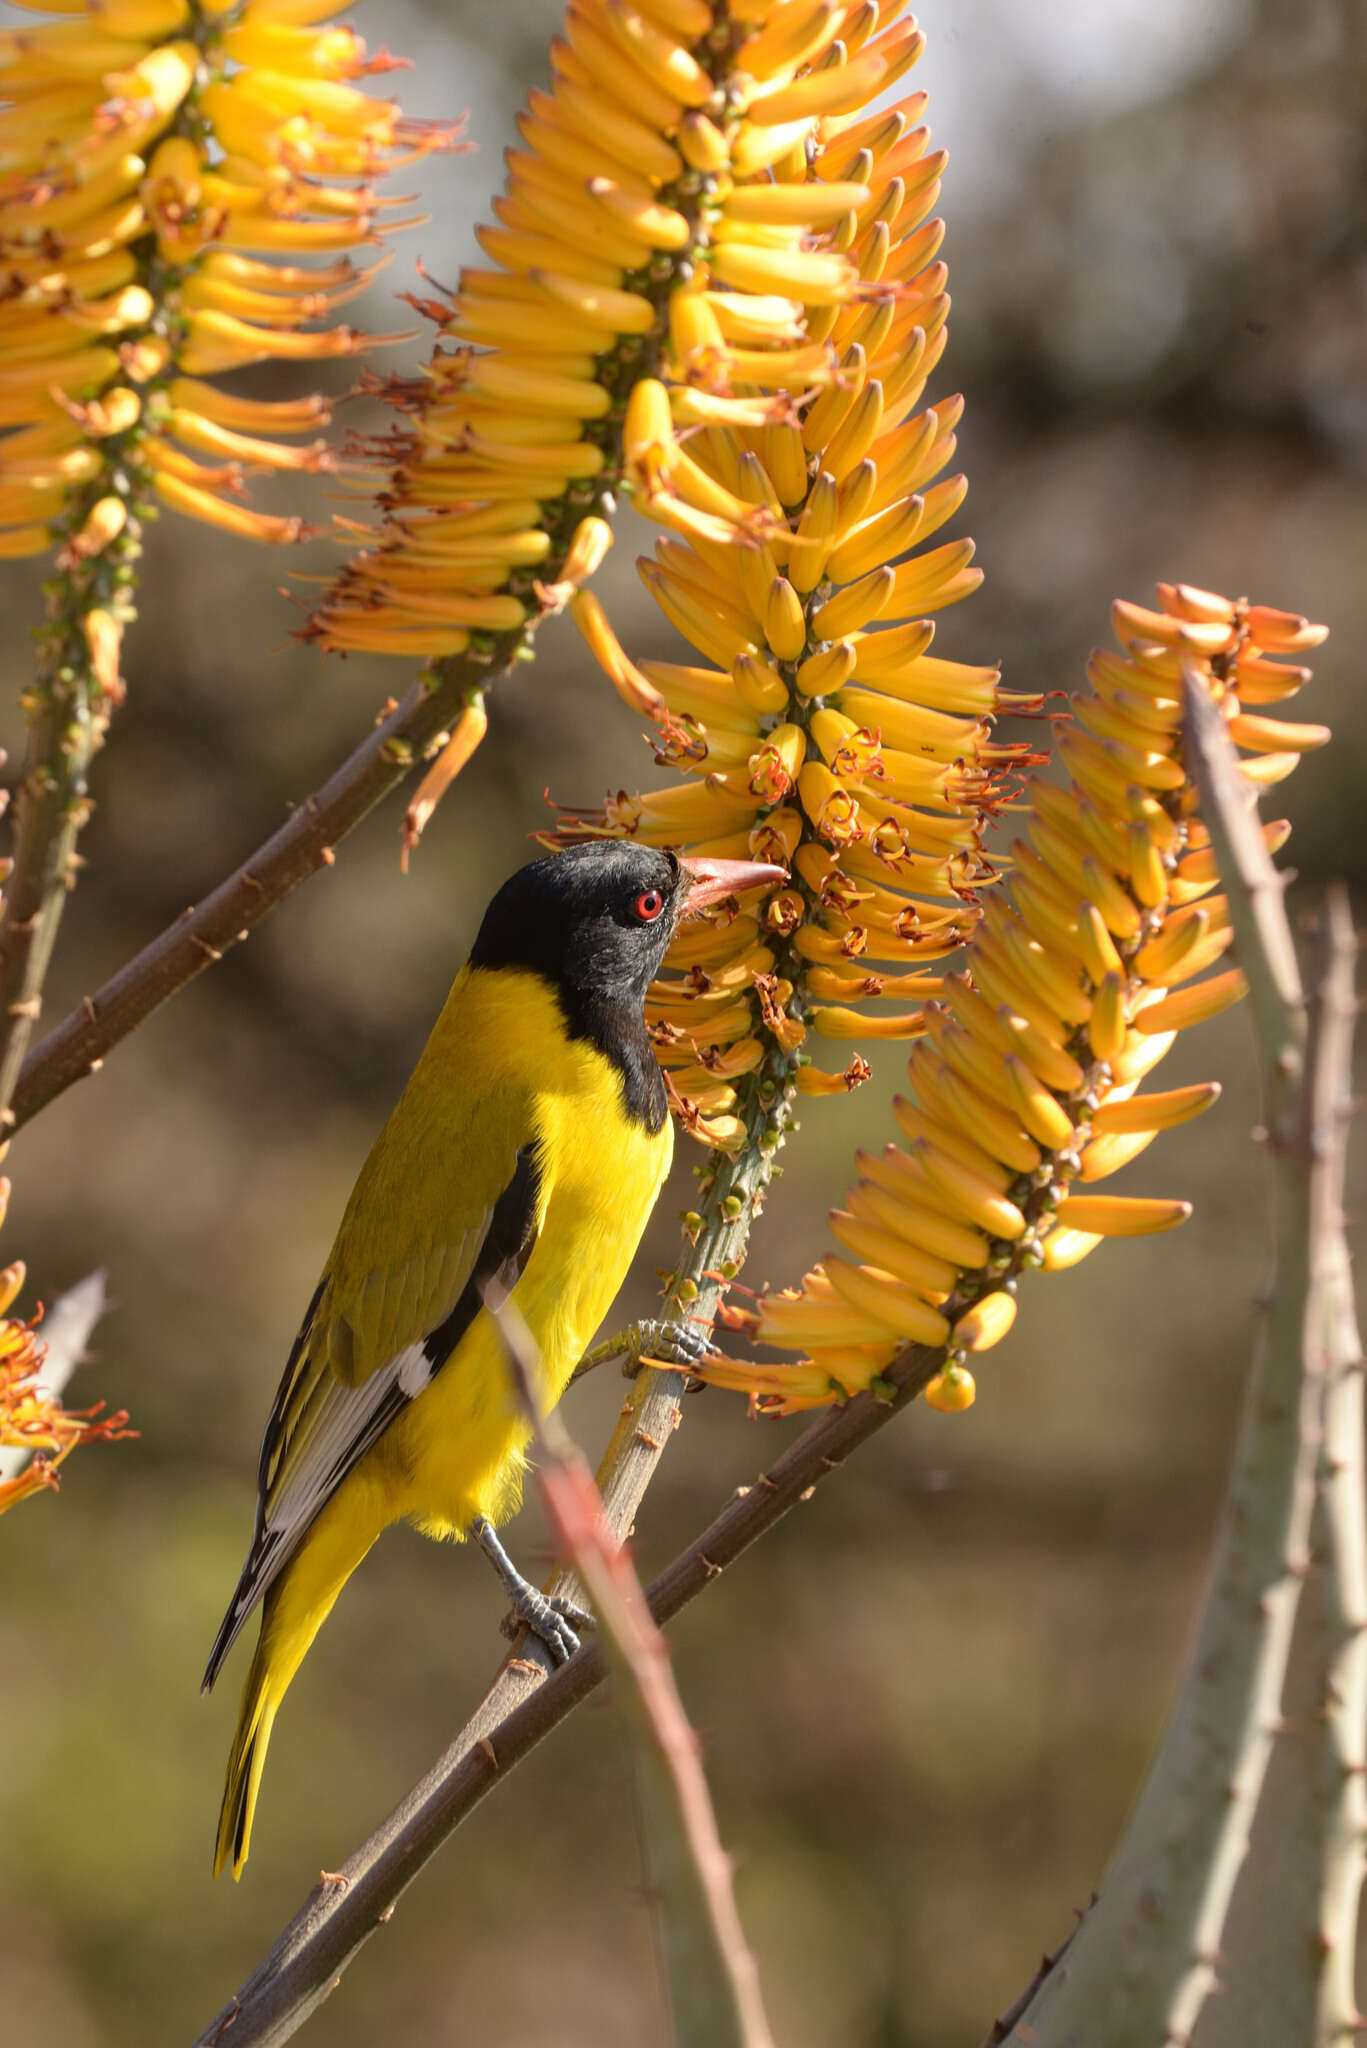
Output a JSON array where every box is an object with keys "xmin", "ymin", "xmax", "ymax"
[
  {"xmin": 498, "ymin": 1584, "xmax": 592, "ymax": 1663},
  {"xmin": 471, "ymin": 1515, "xmax": 592, "ymax": 1666},
  {"xmin": 573, "ymin": 1317, "xmax": 712, "ymax": 1385}
]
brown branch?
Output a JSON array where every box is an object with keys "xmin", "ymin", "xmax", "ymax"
[
  {"xmin": 188, "ymin": 1337, "xmax": 946, "ymax": 2048},
  {"xmin": 8, "ymin": 648, "xmax": 505, "ymax": 1136},
  {"xmin": 490, "ymin": 1297, "xmax": 774, "ymax": 2048}
]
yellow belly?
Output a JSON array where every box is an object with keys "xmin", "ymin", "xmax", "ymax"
[{"xmin": 383, "ymin": 1035, "xmax": 673, "ymax": 1538}]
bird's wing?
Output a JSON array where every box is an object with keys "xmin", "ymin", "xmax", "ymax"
[{"xmin": 203, "ymin": 1135, "xmax": 541, "ymax": 1691}]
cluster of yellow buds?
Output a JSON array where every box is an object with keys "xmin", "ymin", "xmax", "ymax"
[
  {"xmin": 0, "ymin": 0, "xmax": 457, "ymax": 568},
  {"xmin": 547, "ymin": 10, "xmax": 1042, "ymax": 1147},
  {"xmin": 697, "ymin": 585, "xmax": 1329, "ymax": 1412},
  {"xmin": 0, "ymin": 1185, "xmax": 131, "ymax": 1514},
  {"xmin": 305, "ymin": 0, "xmax": 936, "ymax": 677}
]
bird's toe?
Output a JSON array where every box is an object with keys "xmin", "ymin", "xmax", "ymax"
[
  {"xmin": 624, "ymin": 1317, "xmax": 711, "ymax": 1376},
  {"xmin": 548, "ymin": 1591, "xmax": 594, "ymax": 1631},
  {"xmin": 501, "ymin": 1585, "xmax": 586, "ymax": 1664}
]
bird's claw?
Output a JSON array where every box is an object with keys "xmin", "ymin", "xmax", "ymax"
[
  {"xmin": 619, "ymin": 1317, "xmax": 712, "ymax": 1380},
  {"xmin": 500, "ymin": 1585, "xmax": 594, "ymax": 1664},
  {"xmin": 473, "ymin": 1515, "xmax": 593, "ymax": 1665},
  {"xmin": 569, "ymin": 1317, "xmax": 711, "ymax": 1388}
]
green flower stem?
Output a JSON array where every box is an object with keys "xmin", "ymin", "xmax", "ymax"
[
  {"xmin": 0, "ymin": 508, "xmax": 139, "ymax": 1123},
  {"xmin": 0, "ymin": 685, "xmax": 100, "ymax": 1121},
  {"xmin": 1194, "ymin": 885, "xmax": 1366, "ymax": 2048}
]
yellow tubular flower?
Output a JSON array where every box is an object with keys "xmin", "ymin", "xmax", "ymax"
[
  {"xmin": 554, "ymin": 9, "xmax": 1043, "ymax": 1159},
  {"xmin": 0, "ymin": 2, "xmax": 457, "ymax": 562},
  {"xmin": 306, "ymin": 0, "xmax": 950, "ymax": 688},
  {"xmin": 705, "ymin": 585, "xmax": 1328, "ymax": 1413}
]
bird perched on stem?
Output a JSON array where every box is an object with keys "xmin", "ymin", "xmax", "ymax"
[{"xmin": 204, "ymin": 840, "xmax": 783, "ymax": 1878}]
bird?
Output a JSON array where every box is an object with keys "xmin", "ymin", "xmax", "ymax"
[{"xmin": 203, "ymin": 839, "xmax": 785, "ymax": 1878}]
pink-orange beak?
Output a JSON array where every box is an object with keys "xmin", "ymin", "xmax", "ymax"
[{"xmin": 679, "ymin": 855, "xmax": 788, "ymax": 915}]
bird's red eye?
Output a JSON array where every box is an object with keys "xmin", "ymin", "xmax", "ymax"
[{"xmin": 634, "ymin": 889, "xmax": 665, "ymax": 922}]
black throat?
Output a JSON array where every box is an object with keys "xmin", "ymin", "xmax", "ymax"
[
  {"xmin": 465, "ymin": 956, "xmax": 668, "ymax": 1135},
  {"xmin": 555, "ymin": 981, "xmax": 668, "ymax": 1135},
  {"xmin": 467, "ymin": 842, "xmax": 681, "ymax": 1137}
]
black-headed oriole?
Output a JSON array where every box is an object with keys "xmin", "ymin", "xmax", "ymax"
[{"xmin": 203, "ymin": 841, "xmax": 783, "ymax": 1877}]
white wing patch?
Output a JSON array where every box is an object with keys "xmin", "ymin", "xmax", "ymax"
[
  {"xmin": 203, "ymin": 1142, "xmax": 544, "ymax": 1695},
  {"xmin": 397, "ymin": 1344, "xmax": 435, "ymax": 1399},
  {"xmin": 206, "ymin": 1340, "xmax": 439, "ymax": 1679}
]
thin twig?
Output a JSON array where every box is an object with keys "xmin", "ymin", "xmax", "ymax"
[
  {"xmin": 7, "ymin": 649, "xmax": 508, "ymax": 1136},
  {"xmin": 999, "ymin": 673, "xmax": 1330, "ymax": 2047},
  {"xmin": 188, "ymin": 1335, "xmax": 946, "ymax": 2048},
  {"xmin": 490, "ymin": 1296, "xmax": 774, "ymax": 2048},
  {"xmin": 0, "ymin": 525, "xmax": 132, "ymax": 1123}
]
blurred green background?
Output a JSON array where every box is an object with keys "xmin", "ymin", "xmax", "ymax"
[{"xmin": 1, "ymin": 1, "xmax": 1364, "ymax": 2042}]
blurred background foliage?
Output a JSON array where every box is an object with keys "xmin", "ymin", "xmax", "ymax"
[{"xmin": 0, "ymin": 0, "xmax": 1363, "ymax": 2042}]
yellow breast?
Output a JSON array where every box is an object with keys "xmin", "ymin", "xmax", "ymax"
[{"xmin": 388, "ymin": 967, "xmax": 674, "ymax": 1535}]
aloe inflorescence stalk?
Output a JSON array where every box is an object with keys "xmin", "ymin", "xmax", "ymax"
[
  {"xmin": 696, "ymin": 586, "xmax": 1329, "ymax": 1413},
  {"xmin": 0, "ymin": 0, "xmax": 458, "ymax": 1109},
  {"xmin": 305, "ymin": 0, "xmax": 942, "ymax": 833},
  {"xmin": 0, "ymin": 0, "xmax": 457, "ymax": 559},
  {"xmin": 549, "ymin": 7, "xmax": 1039, "ymax": 1167}
]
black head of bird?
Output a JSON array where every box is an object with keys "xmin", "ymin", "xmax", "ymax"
[
  {"xmin": 470, "ymin": 840, "xmax": 785, "ymax": 1011},
  {"xmin": 469, "ymin": 841, "xmax": 786, "ymax": 1129}
]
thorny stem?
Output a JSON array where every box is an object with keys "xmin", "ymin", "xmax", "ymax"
[
  {"xmin": 9, "ymin": 646, "xmax": 513, "ymax": 1134},
  {"xmin": 1309, "ymin": 883, "xmax": 1364, "ymax": 2048},
  {"xmin": 188, "ymin": 1324, "xmax": 948, "ymax": 2048},
  {"xmin": 493, "ymin": 1298, "xmax": 775, "ymax": 2048}
]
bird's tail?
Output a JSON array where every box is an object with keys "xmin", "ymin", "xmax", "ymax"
[
  {"xmin": 214, "ymin": 1631, "xmax": 282, "ymax": 1882},
  {"xmin": 212, "ymin": 1504, "xmax": 382, "ymax": 1879}
]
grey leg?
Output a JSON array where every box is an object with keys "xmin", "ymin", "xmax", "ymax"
[
  {"xmin": 470, "ymin": 1515, "xmax": 592, "ymax": 1664},
  {"xmin": 568, "ymin": 1317, "xmax": 712, "ymax": 1388}
]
